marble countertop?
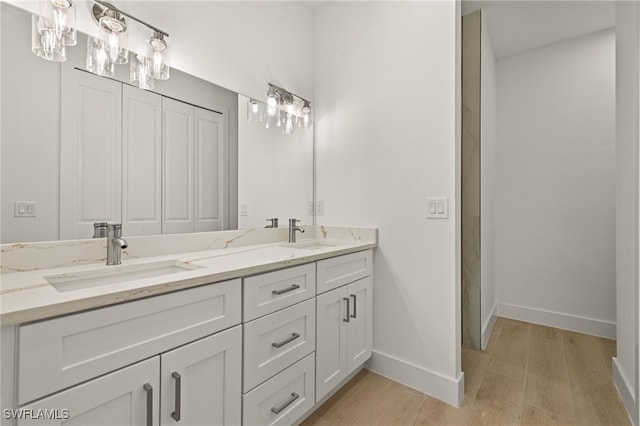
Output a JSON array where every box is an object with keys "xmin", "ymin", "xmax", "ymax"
[{"xmin": 0, "ymin": 227, "xmax": 376, "ymax": 326}]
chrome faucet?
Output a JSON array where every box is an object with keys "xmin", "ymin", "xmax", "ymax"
[
  {"xmin": 288, "ymin": 219, "xmax": 305, "ymax": 243},
  {"xmin": 106, "ymin": 224, "xmax": 128, "ymax": 265},
  {"xmin": 265, "ymin": 218, "xmax": 279, "ymax": 228}
]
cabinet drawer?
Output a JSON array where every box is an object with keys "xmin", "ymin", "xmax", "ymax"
[
  {"xmin": 316, "ymin": 250, "xmax": 372, "ymax": 294},
  {"xmin": 18, "ymin": 279, "xmax": 241, "ymax": 405},
  {"xmin": 243, "ymin": 353, "xmax": 315, "ymax": 426},
  {"xmin": 244, "ymin": 263, "xmax": 316, "ymax": 321},
  {"xmin": 244, "ymin": 299, "xmax": 315, "ymax": 392}
]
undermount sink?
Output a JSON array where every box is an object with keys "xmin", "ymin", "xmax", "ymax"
[
  {"xmin": 44, "ymin": 260, "xmax": 202, "ymax": 293},
  {"xmin": 280, "ymin": 240, "xmax": 338, "ymax": 250}
]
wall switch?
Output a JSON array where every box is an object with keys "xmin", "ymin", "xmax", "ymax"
[
  {"xmin": 239, "ymin": 203, "xmax": 248, "ymax": 216},
  {"xmin": 316, "ymin": 200, "xmax": 325, "ymax": 216},
  {"xmin": 426, "ymin": 197, "xmax": 448, "ymax": 219},
  {"xmin": 14, "ymin": 201, "xmax": 37, "ymax": 217},
  {"xmin": 308, "ymin": 201, "xmax": 314, "ymax": 216}
]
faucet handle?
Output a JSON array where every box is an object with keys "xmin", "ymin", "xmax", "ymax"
[
  {"xmin": 265, "ymin": 218, "xmax": 279, "ymax": 228},
  {"xmin": 93, "ymin": 222, "xmax": 108, "ymax": 238},
  {"xmin": 289, "ymin": 218, "xmax": 301, "ymax": 225}
]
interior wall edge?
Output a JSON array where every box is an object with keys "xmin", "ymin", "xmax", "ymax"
[
  {"xmin": 366, "ymin": 349, "xmax": 464, "ymax": 408},
  {"xmin": 481, "ymin": 303, "xmax": 498, "ymax": 350},
  {"xmin": 613, "ymin": 357, "xmax": 639, "ymax": 426},
  {"xmin": 496, "ymin": 302, "xmax": 616, "ymax": 339}
]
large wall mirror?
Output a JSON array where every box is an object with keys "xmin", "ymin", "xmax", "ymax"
[{"xmin": 1, "ymin": 2, "xmax": 314, "ymax": 244}]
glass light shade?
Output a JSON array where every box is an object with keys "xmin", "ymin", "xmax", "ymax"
[
  {"xmin": 130, "ymin": 54, "xmax": 155, "ymax": 90},
  {"xmin": 301, "ymin": 102, "xmax": 312, "ymax": 129},
  {"xmin": 99, "ymin": 26, "xmax": 128, "ymax": 64},
  {"xmin": 86, "ymin": 37, "xmax": 114, "ymax": 77},
  {"xmin": 32, "ymin": 15, "xmax": 66, "ymax": 62},
  {"xmin": 39, "ymin": 0, "xmax": 76, "ymax": 46},
  {"xmin": 283, "ymin": 112, "xmax": 295, "ymax": 135},
  {"xmin": 146, "ymin": 33, "xmax": 170, "ymax": 80},
  {"xmin": 247, "ymin": 99, "xmax": 260, "ymax": 122}
]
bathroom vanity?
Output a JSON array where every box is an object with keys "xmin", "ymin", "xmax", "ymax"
[{"xmin": 0, "ymin": 226, "xmax": 376, "ymax": 426}]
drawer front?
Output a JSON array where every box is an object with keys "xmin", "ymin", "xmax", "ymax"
[
  {"xmin": 243, "ymin": 353, "xmax": 315, "ymax": 426},
  {"xmin": 18, "ymin": 279, "xmax": 241, "ymax": 404},
  {"xmin": 244, "ymin": 263, "xmax": 316, "ymax": 321},
  {"xmin": 243, "ymin": 299, "xmax": 315, "ymax": 392},
  {"xmin": 316, "ymin": 250, "xmax": 372, "ymax": 294}
]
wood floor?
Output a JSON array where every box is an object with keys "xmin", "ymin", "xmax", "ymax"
[{"xmin": 302, "ymin": 317, "xmax": 630, "ymax": 426}]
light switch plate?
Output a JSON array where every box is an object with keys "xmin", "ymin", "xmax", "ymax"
[
  {"xmin": 426, "ymin": 197, "xmax": 448, "ymax": 219},
  {"xmin": 239, "ymin": 203, "xmax": 248, "ymax": 216},
  {"xmin": 14, "ymin": 201, "xmax": 37, "ymax": 217}
]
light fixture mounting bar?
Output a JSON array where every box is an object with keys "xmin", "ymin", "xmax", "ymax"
[
  {"xmin": 93, "ymin": 0, "xmax": 169, "ymax": 37},
  {"xmin": 268, "ymin": 83, "xmax": 310, "ymax": 105}
]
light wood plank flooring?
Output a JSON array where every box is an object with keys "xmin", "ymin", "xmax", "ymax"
[{"xmin": 302, "ymin": 317, "xmax": 630, "ymax": 426}]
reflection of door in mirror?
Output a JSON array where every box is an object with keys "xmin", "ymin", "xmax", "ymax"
[{"xmin": 60, "ymin": 68, "xmax": 229, "ymax": 239}]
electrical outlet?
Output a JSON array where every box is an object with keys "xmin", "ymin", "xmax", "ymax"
[
  {"xmin": 307, "ymin": 201, "xmax": 314, "ymax": 216},
  {"xmin": 14, "ymin": 201, "xmax": 37, "ymax": 217},
  {"xmin": 426, "ymin": 197, "xmax": 448, "ymax": 219},
  {"xmin": 316, "ymin": 200, "xmax": 325, "ymax": 216},
  {"xmin": 239, "ymin": 203, "xmax": 248, "ymax": 216}
]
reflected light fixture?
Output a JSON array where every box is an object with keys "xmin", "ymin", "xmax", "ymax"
[
  {"xmin": 32, "ymin": 14, "xmax": 66, "ymax": 62},
  {"xmin": 252, "ymin": 84, "xmax": 312, "ymax": 134}
]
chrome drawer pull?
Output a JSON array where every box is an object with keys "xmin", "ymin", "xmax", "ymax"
[
  {"xmin": 171, "ymin": 372, "xmax": 181, "ymax": 421},
  {"xmin": 343, "ymin": 297, "xmax": 350, "ymax": 323},
  {"xmin": 143, "ymin": 383, "xmax": 153, "ymax": 426},
  {"xmin": 271, "ymin": 392, "xmax": 300, "ymax": 415},
  {"xmin": 272, "ymin": 284, "xmax": 301, "ymax": 295},
  {"xmin": 350, "ymin": 294, "xmax": 357, "ymax": 318},
  {"xmin": 272, "ymin": 332, "xmax": 300, "ymax": 348}
]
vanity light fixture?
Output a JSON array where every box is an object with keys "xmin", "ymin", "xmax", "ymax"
[
  {"xmin": 31, "ymin": 0, "xmax": 171, "ymax": 89},
  {"xmin": 249, "ymin": 84, "xmax": 312, "ymax": 134}
]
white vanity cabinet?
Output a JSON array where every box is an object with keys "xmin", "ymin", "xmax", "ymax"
[
  {"xmin": 2, "ymin": 248, "xmax": 374, "ymax": 426},
  {"xmin": 315, "ymin": 252, "xmax": 373, "ymax": 402},
  {"xmin": 13, "ymin": 279, "xmax": 242, "ymax": 426}
]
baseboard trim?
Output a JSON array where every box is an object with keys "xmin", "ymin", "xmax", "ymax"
[
  {"xmin": 366, "ymin": 350, "xmax": 464, "ymax": 407},
  {"xmin": 612, "ymin": 357, "xmax": 638, "ymax": 426},
  {"xmin": 496, "ymin": 302, "xmax": 616, "ymax": 339},
  {"xmin": 481, "ymin": 304, "xmax": 497, "ymax": 350}
]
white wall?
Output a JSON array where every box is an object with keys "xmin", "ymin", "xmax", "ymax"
[
  {"xmin": 480, "ymin": 13, "xmax": 497, "ymax": 348},
  {"xmin": 315, "ymin": 1, "xmax": 462, "ymax": 405},
  {"xmin": 1, "ymin": 4, "xmax": 61, "ymax": 243},
  {"xmin": 237, "ymin": 95, "xmax": 313, "ymax": 229},
  {"xmin": 495, "ymin": 30, "xmax": 616, "ymax": 338},
  {"xmin": 615, "ymin": 2, "xmax": 640, "ymax": 423}
]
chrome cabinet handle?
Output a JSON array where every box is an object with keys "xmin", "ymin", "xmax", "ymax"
[
  {"xmin": 143, "ymin": 383, "xmax": 153, "ymax": 426},
  {"xmin": 171, "ymin": 372, "xmax": 181, "ymax": 422},
  {"xmin": 272, "ymin": 332, "xmax": 300, "ymax": 348},
  {"xmin": 271, "ymin": 392, "xmax": 300, "ymax": 415},
  {"xmin": 343, "ymin": 297, "xmax": 350, "ymax": 323},
  {"xmin": 350, "ymin": 294, "xmax": 357, "ymax": 318},
  {"xmin": 272, "ymin": 284, "xmax": 300, "ymax": 295}
]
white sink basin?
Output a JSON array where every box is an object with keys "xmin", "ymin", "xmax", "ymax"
[
  {"xmin": 44, "ymin": 260, "xmax": 202, "ymax": 293},
  {"xmin": 280, "ymin": 240, "xmax": 338, "ymax": 250}
]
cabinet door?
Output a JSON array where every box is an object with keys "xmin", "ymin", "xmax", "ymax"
[
  {"xmin": 346, "ymin": 276, "xmax": 373, "ymax": 374},
  {"xmin": 60, "ymin": 69, "xmax": 122, "ymax": 239},
  {"xmin": 122, "ymin": 85, "xmax": 162, "ymax": 236},
  {"xmin": 160, "ymin": 326, "xmax": 241, "ymax": 426},
  {"xmin": 162, "ymin": 98, "xmax": 194, "ymax": 234},
  {"xmin": 194, "ymin": 107, "xmax": 226, "ymax": 232},
  {"xmin": 18, "ymin": 357, "xmax": 159, "ymax": 426},
  {"xmin": 315, "ymin": 286, "xmax": 348, "ymax": 402}
]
